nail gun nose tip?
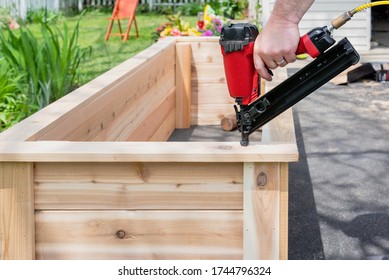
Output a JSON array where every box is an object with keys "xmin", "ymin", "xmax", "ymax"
[{"xmin": 240, "ymin": 139, "xmax": 249, "ymax": 146}]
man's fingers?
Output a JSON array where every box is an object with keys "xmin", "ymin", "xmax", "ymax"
[
  {"xmin": 284, "ymin": 52, "xmax": 297, "ymax": 64},
  {"xmin": 264, "ymin": 57, "xmax": 279, "ymax": 70},
  {"xmin": 254, "ymin": 55, "xmax": 273, "ymax": 81},
  {"xmin": 275, "ymin": 58, "xmax": 287, "ymax": 67},
  {"xmin": 266, "ymin": 50, "xmax": 297, "ymax": 69}
]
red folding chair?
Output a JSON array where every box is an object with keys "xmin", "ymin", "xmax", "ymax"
[{"xmin": 105, "ymin": 0, "xmax": 139, "ymax": 42}]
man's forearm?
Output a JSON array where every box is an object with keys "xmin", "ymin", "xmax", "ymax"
[{"xmin": 272, "ymin": 0, "xmax": 315, "ymax": 24}]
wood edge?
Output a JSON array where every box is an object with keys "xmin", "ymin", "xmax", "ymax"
[
  {"xmin": 0, "ymin": 141, "xmax": 298, "ymax": 163},
  {"xmin": 279, "ymin": 162, "xmax": 289, "ymax": 260},
  {"xmin": 177, "ymin": 36, "xmax": 220, "ymax": 43},
  {"xmin": 175, "ymin": 42, "xmax": 192, "ymax": 128}
]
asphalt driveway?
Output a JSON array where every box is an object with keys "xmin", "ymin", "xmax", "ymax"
[{"xmin": 288, "ymin": 76, "xmax": 389, "ymax": 259}]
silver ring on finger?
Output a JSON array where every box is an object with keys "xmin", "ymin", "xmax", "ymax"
[{"xmin": 276, "ymin": 58, "xmax": 286, "ymax": 66}]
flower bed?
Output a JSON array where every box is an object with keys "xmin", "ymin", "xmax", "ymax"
[{"xmin": 152, "ymin": 4, "xmax": 225, "ymax": 41}]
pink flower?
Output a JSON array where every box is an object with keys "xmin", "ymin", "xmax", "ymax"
[
  {"xmin": 202, "ymin": 30, "xmax": 213, "ymax": 36},
  {"xmin": 170, "ymin": 28, "xmax": 181, "ymax": 36},
  {"xmin": 156, "ymin": 25, "xmax": 165, "ymax": 32},
  {"xmin": 213, "ymin": 18, "xmax": 223, "ymax": 33}
]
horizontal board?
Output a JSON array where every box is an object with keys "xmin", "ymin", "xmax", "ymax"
[
  {"xmin": 34, "ymin": 162, "xmax": 243, "ymax": 210},
  {"xmin": 191, "ymin": 83, "xmax": 232, "ymax": 105},
  {"xmin": 189, "ymin": 41, "xmax": 224, "ymax": 65},
  {"xmin": 191, "ymin": 104, "xmax": 236, "ymax": 125},
  {"xmin": 35, "ymin": 182, "xmax": 243, "ymax": 210},
  {"xmin": 303, "ymin": 5, "xmax": 369, "ymax": 12},
  {"xmin": 191, "ymin": 63, "xmax": 226, "ymax": 84},
  {"xmin": 35, "ymin": 210, "xmax": 243, "ymax": 260},
  {"xmin": 109, "ymin": 71, "xmax": 175, "ymax": 140},
  {"xmin": 46, "ymin": 46, "xmax": 176, "ymax": 141},
  {"xmin": 149, "ymin": 109, "xmax": 176, "ymax": 141},
  {"xmin": 123, "ymin": 89, "xmax": 176, "ymax": 141},
  {"xmin": 300, "ymin": 20, "xmax": 368, "ymax": 29},
  {"xmin": 301, "ymin": 12, "xmax": 368, "ymax": 21},
  {"xmin": 178, "ymin": 37, "xmax": 220, "ymax": 43},
  {"xmin": 34, "ymin": 162, "xmax": 243, "ymax": 184},
  {"xmin": 270, "ymin": 1, "xmax": 370, "ymax": 11},
  {"xmin": 96, "ymin": 76, "xmax": 175, "ymax": 141},
  {"xmin": 0, "ymin": 141, "xmax": 299, "ymax": 162}
]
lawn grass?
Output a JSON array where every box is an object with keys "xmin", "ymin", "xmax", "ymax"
[{"xmin": 46, "ymin": 10, "xmax": 197, "ymax": 85}]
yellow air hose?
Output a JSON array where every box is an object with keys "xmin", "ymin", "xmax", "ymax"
[
  {"xmin": 331, "ymin": 1, "xmax": 389, "ymax": 30},
  {"xmin": 352, "ymin": 1, "xmax": 389, "ymax": 13}
]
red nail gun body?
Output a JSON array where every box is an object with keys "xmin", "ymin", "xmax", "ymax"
[
  {"xmin": 220, "ymin": 23, "xmax": 360, "ymax": 146},
  {"xmin": 220, "ymin": 24, "xmax": 259, "ymax": 106}
]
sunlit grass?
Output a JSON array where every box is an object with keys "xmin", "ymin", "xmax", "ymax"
[{"xmin": 49, "ymin": 10, "xmax": 196, "ymax": 85}]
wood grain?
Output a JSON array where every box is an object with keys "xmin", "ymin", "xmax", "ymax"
[
  {"xmin": 34, "ymin": 162, "xmax": 243, "ymax": 210},
  {"xmin": 243, "ymin": 162, "xmax": 281, "ymax": 260},
  {"xmin": 221, "ymin": 114, "xmax": 237, "ymax": 131},
  {"xmin": 176, "ymin": 43, "xmax": 192, "ymax": 128},
  {"xmin": 187, "ymin": 39, "xmax": 231, "ymax": 126},
  {"xmin": 279, "ymin": 163, "xmax": 289, "ymax": 260},
  {"xmin": 262, "ymin": 109, "xmax": 296, "ymax": 144},
  {"xmin": 0, "ymin": 141, "xmax": 298, "ymax": 163},
  {"xmin": 35, "ymin": 210, "xmax": 243, "ymax": 260},
  {"xmin": 0, "ymin": 162, "xmax": 35, "ymax": 259}
]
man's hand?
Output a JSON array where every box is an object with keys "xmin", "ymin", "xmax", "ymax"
[
  {"xmin": 254, "ymin": 0, "xmax": 315, "ymax": 81},
  {"xmin": 254, "ymin": 14, "xmax": 300, "ymax": 81}
]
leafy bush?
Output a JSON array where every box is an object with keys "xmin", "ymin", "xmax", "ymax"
[
  {"xmin": 176, "ymin": 2, "xmax": 203, "ymax": 16},
  {"xmin": 0, "ymin": 21, "xmax": 91, "ymax": 110},
  {"xmin": 155, "ymin": 5, "xmax": 174, "ymax": 15},
  {"xmin": 162, "ymin": 1, "xmax": 248, "ymax": 19},
  {"xmin": 26, "ymin": 8, "xmax": 60, "ymax": 24},
  {"xmin": 0, "ymin": 7, "xmax": 11, "ymax": 28},
  {"xmin": 137, "ymin": 3, "xmax": 150, "ymax": 13},
  {"xmin": 221, "ymin": 0, "xmax": 248, "ymax": 19},
  {"xmin": 0, "ymin": 60, "xmax": 29, "ymax": 130}
]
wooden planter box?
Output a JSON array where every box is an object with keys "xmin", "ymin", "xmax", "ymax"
[{"xmin": 0, "ymin": 37, "xmax": 298, "ymax": 260}]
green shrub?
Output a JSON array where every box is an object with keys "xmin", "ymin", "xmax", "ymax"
[
  {"xmin": 0, "ymin": 60, "xmax": 29, "ymax": 130},
  {"xmin": 207, "ymin": 1, "xmax": 223, "ymax": 14},
  {"xmin": 221, "ymin": 0, "xmax": 248, "ymax": 19},
  {"xmin": 0, "ymin": 7, "xmax": 11, "ymax": 28},
  {"xmin": 176, "ymin": 2, "xmax": 203, "ymax": 16},
  {"xmin": 155, "ymin": 5, "xmax": 174, "ymax": 15},
  {"xmin": 26, "ymin": 8, "xmax": 60, "ymax": 24},
  {"xmin": 174, "ymin": 1, "xmax": 248, "ymax": 19},
  {"xmin": 0, "ymin": 20, "xmax": 91, "ymax": 110},
  {"xmin": 137, "ymin": 3, "xmax": 150, "ymax": 13}
]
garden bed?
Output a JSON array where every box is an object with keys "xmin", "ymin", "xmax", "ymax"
[{"xmin": 0, "ymin": 37, "xmax": 297, "ymax": 260}]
